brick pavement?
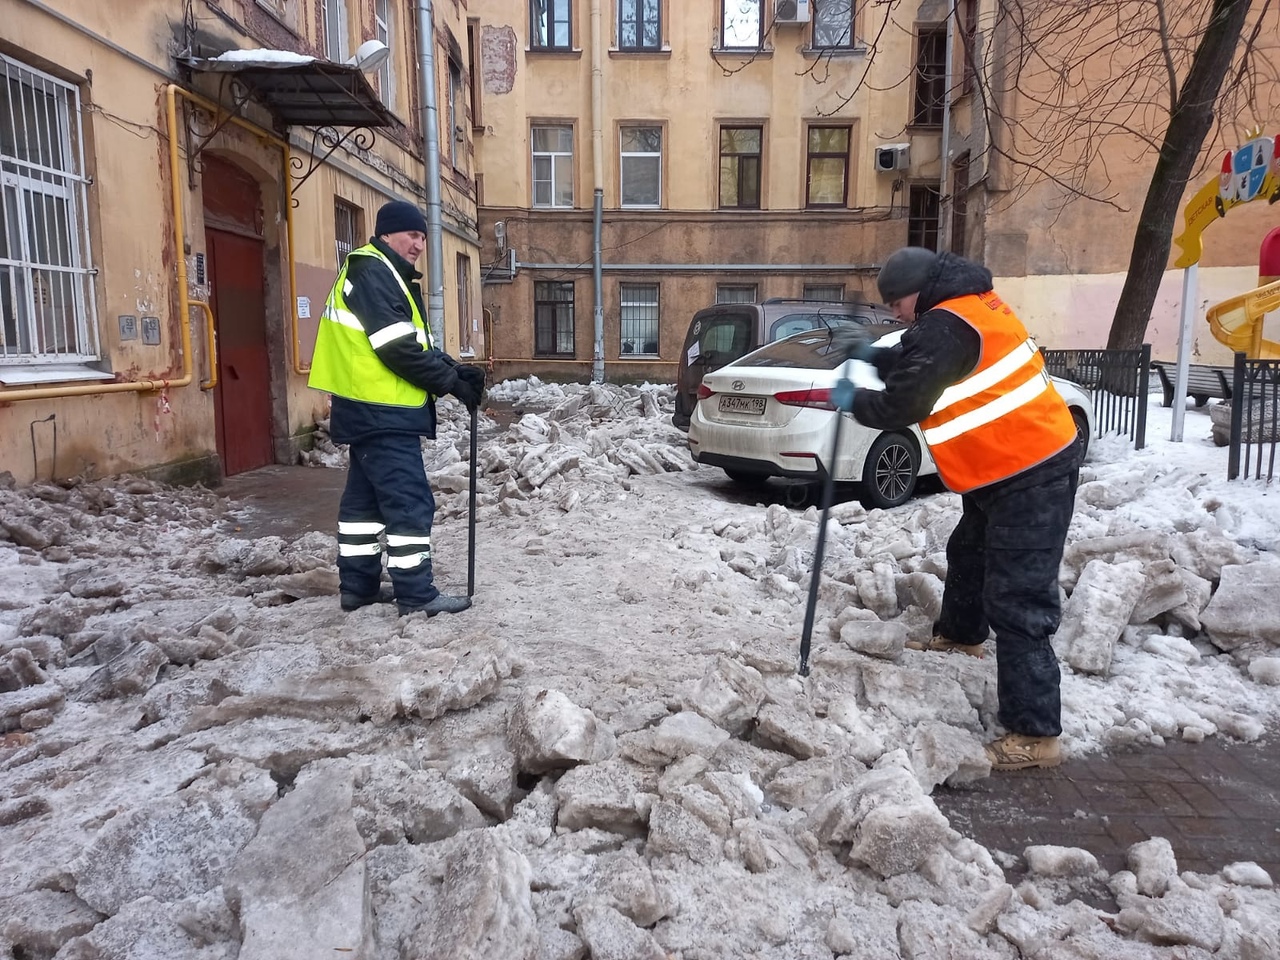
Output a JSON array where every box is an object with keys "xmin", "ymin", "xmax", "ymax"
[{"xmin": 934, "ymin": 737, "xmax": 1280, "ymax": 887}]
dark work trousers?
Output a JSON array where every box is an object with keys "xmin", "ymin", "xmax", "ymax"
[
  {"xmin": 337, "ymin": 433, "xmax": 439, "ymax": 607},
  {"xmin": 934, "ymin": 452, "xmax": 1081, "ymax": 738}
]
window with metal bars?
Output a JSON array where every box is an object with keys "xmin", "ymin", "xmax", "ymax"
[
  {"xmin": 534, "ymin": 281, "xmax": 575, "ymax": 355},
  {"xmin": 619, "ymin": 282, "xmax": 659, "ymax": 356},
  {"xmin": 0, "ymin": 54, "xmax": 97, "ymax": 365},
  {"xmin": 334, "ymin": 199, "xmax": 361, "ymax": 267}
]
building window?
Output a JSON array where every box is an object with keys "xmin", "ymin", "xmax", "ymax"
[
  {"xmin": 803, "ymin": 284, "xmax": 844, "ymax": 302},
  {"xmin": 620, "ymin": 125, "xmax": 661, "ymax": 207},
  {"xmin": 448, "ymin": 57, "xmax": 464, "ymax": 170},
  {"xmin": 374, "ymin": 0, "xmax": 395, "ymax": 110},
  {"xmin": 534, "ymin": 281, "xmax": 575, "ymax": 355},
  {"xmin": 619, "ymin": 283, "xmax": 659, "ymax": 356},
  {"xmin": 322, "ymin": 0, "xmax": 348, "ymax": 61},
  {"xmin": 716, "ymin": 284, "xmax": 757, "ymax": 303},
  {"xmin": 334, "ymin": 199, "xmax": 361, "ymax": 266},
  {"xmin": 951, "ymin": 151, "xmax": 970, "ymax": 255},
  {"xmin": 0, "ymin": 55, "xmax": 97, "ymax": 364},
  {"xmin": 812, "ymin": 0, "xmax": 854, "ymax": 49},
  {"xmin": 719, "ymin": 126, "xmax": 762, "ymax": 210},
  {"xmin": 619, "ymin": 0, "xmax": 661, "ymax": 50},
  {"xmin": 467, "ymin": 21, "xmax": 483, "ymax": 130},
  {"xmin": 255, "ymin": 0, "xmax": 300, "ymax": 31},
  {"xmin": 805, "ymin": 125, "xmax": 850, "ymax": 207},
  {"xmin": 913, "ymin": 27, "xmax": 947, "ymax": 127},
  {"xmin": 532, "ymin": 125, "xmax": 574, "ymax": 207},
  {"xmin": 908, "ymin": 184, "xmax": 940, "ymax": 251},
  {"xmin": 532, "ymin": 0, "xmax": 572, "ymax": 49},
  {"xmin": 721, "ymin": 0, "xmax": 763, "ymax": 49}
]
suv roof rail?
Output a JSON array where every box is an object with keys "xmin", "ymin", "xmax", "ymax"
[{"xmin": 761, "ymin": 297, "xmax": 880, "ymax": 307}]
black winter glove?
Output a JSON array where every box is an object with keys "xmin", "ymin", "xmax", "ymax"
[
  {"xmin": 456, "ymin": 365, "xmax": 487, "ymax": 389},
  {"xmin": 452, "ymin": 375, "xmax": 483, "ymax": 410},
  {"xmin": 828, "ymin": 326, "xmax": 881, "ymax": 364}
]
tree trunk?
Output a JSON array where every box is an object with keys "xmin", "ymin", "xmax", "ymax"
[{"xmin": 1107, "ymin": 0, "xmax": 1254, "ymax": 351}]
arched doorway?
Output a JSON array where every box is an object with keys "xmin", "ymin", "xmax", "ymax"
[{"xmin": 202, "ymin": 155, "xmax": 273, "ymax": 475}]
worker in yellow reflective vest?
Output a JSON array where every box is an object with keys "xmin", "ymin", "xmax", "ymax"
[
  {"xmin": 308, "ymin": 200, "xmax": 485, "ymax": 616},
  {"xmin": 835, "ymin": 247, "xmax": 1082, "ymax": 772}
]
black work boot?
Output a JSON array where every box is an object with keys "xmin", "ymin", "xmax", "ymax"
[
  {"xmin": 397, "ymin": 593, "xmax": 472, "ymax": 617},
  {"xmin": 340, "ymin": 586, "xmax": 396, "ymax": 612}
]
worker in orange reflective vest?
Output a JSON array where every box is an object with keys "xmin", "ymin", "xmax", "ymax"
[{"xmin": 836, "ymin": 247, "xmax": 1082, "ymax": 772}]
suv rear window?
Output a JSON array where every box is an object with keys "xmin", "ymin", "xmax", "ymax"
[{"xmin": 767, "ymin": 312, "xmax": 891, "ymax": 341}]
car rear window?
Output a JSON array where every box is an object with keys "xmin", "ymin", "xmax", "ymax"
[
  {"xmin": 767, "ymin": 311, "xmax": 894, "ymax": 342},
  {"xmin": 737, "ymin": 331, "xmax": 851, "ymax": 369}
]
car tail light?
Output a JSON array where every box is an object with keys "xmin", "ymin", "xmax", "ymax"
[
  {"xmin": 775, "ymin": 387, "xmax": 836, "ymax": 410},
  {"xmin": 697, "ymin": 383, "xmax": 715, "ymax": 400}
]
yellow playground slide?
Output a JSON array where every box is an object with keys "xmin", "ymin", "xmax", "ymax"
[{"xmin": 1206, "ymin": 279, "xmax": 1280, "ymax": 359}]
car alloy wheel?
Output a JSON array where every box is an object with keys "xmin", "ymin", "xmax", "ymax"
[{"xmin": 861, "ymin": 432, "xmax": 919, "ymax": 509}]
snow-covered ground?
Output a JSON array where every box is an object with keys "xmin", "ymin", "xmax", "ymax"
[{"xmin": 1, "ymin": 379, "xmax": 1278, "ymax": 959}]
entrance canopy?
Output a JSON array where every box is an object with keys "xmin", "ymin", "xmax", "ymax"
[{"xmin": 182, "ymin": 50, "xmax": 397, "ymax": 130}]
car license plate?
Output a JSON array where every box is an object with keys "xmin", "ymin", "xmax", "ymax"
[{"xmin": 719, "ymin": 395, "xmax": 766, "ymax": 416}]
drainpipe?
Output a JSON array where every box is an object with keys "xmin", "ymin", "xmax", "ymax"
[
  {"xmin": 937, "ymin": 0, "xmax": 956, "ymax": 253},
  {"xmin": 417, "ymin": 0, "xmax": 447, "ymax": 349},
  {"xmin": 590, "ymin": 0, "xmax": 605, "ymax": 383}
]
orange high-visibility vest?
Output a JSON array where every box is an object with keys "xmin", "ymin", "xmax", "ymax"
[{"xmin": 920, "ymin": 291, "xmax": 1077, "ymax": 493}]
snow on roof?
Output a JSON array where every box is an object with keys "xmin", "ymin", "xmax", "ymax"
[{"xmin": 208, "ymin": 48, "xmax": 317, "ymax": 67}]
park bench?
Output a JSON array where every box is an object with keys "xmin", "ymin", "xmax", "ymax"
[{"xmin": 1150, "ymin": 360, "xmax": 1233, "ymax": 407}]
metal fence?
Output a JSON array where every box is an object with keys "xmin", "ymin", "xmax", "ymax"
[
  {"xmin": 1042, "ymin": 344, "xmax": 1151, "ymax": 450},
  {"xmin": 1228, "ymin": 354, "xmax": 1280, "ymax": 482}
]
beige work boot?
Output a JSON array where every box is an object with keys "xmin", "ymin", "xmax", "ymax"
[
  {"xmin": 984, "ymin": 733, "xmax": 1062, "ymax": 771},
  {"xmin": 904, "ymin": 634, "xmax": 986, "ymax": 658}
]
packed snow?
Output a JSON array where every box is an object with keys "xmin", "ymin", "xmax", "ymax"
[{"xmin": 1, "ymin": 378, "xmax": 1278, "ymax": 959}]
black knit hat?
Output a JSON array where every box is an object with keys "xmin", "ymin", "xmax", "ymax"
[
  {"xmin": 877, "ymin": 246, "xmax": 938, "ymax": 303},
  {"xmin": 375, "ymin": 200, "xmax": 428, "ymax": 236}
]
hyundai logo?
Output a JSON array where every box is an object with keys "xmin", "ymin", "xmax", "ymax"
[{"xmin": 732, "ymin": 380, "xmax": 745, "ymax": 391}]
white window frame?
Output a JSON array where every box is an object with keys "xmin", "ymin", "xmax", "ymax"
[
  {"xmin": 374, "ymin": 0, "xmax": 396, "ymax": 111},
  {"xmin": 721, "ymin": 0, "xmax": 763, "ymax": 50},
  {"xmin": 531, "ymin": 125, "xmax": 574, "ymax": 208},
  {"xmin": 619, "ymin": 282, "xmax": 659, "ymax": 357},
  {"xmin": 323, "ymin": 0, "xmax": 349, "ymax": 62},
  {"xmin": 0, "ymin": 54, "xmax": 98, "ymax": 371},
  {"xmin": 619, "ymin": 125, "xmax": 661, "ymax": 208}
]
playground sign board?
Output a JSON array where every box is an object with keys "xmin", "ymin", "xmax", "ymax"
[{"xmin": 1174, "ymin": 128, "xmax": 1280, "ymax": 269}]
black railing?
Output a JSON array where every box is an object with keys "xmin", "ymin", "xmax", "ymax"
[
  {"xmin": 1042, "ymin": 344, "xmax": 1151, "ymax": 450},
  {"xmin": 1228, "ymin": 353, "xmax": 1280, "ymax": 482}
]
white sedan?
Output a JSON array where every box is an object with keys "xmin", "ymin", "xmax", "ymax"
[{"xmin": 687, "ymin": 329, "xmax": 1094, "ymax": 509}]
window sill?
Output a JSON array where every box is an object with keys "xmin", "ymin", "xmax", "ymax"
[
  {"xmin": 801, "ymin": 46, "xmax": 867, "ymax": 59},
  {"xmin": 711, "ymin": 47, "xmax": 773, "ymax": 59},
  {"xmin": 526, "ymin": 47, "xmax": 583, "ymax": 58},
  {"xmin": 0, "ymin": 363, "xmax": 114, "ymax": 386},
  {"xmin": 608, "ymin": 47, "xmax": 672, "ymax": 59}
]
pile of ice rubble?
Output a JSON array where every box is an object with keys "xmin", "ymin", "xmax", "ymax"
[{"xmin": 0, "ymin": 378, "xmax": 1277, "ymax": 959}]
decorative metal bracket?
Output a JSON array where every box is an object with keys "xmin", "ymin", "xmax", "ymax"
[
  {"xmin": 183, "ymin": 75, "xmax": 256, "ymax": 189},
  {"xmin": 289, "ymin": 125, "xmax": 378, "ymax": 204}
]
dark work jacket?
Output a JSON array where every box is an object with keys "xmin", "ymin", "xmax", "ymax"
[
  {"xmin": 328, "ymin": 237, "xmax": 462, "ymax": 445},
  {"xmin": 852, "ymin": 252, "xmax": 1079, "ymax": 492}
]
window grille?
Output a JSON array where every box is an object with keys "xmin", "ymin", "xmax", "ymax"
[
  {"xmin": 0, "ymin": 54, "xmax": 97, "ymax": 364},
  {"xmin": 619, "ymin": 282, "xmax": 659, "ymax": 356}
]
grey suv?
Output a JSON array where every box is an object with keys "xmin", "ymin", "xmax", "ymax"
[{"xmin": 672, "ymin": 297, "xmax": 897, "ymax": 430}]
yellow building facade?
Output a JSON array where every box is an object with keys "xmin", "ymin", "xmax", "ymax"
[
  {"xmin": 0, "ymin": 0, "xmax": 482, "ymax": 485},
  {"xmin": 471, "ymin": 0, "xmax": 1279, "ymax": 381}
]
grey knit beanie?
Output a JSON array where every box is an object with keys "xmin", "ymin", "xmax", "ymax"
[{"xmin": 877, "ymin": 246, "xmax": 938, "ymax": 303}]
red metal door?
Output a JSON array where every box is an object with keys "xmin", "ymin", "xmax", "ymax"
[
  {"xmin": 205, "ymin": 228, "xmax": 272, "ymax": 475},
  {"xmin": 202, "ymin": 155, "xmax": 273, "ymax": 477}
]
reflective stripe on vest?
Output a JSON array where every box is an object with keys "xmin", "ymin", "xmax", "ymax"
[
  {"xmin": 307, "ymin": 244, "xmax": 433, "ymax": 406},
  {"xmin": 918, "ymin": 292, "xmax": 1077, "ymax": 493}
]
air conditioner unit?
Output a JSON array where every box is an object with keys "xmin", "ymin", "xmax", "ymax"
[
  {"xmin": 874, "ymin": 143, "xmax": 910, "ymax": 173},
  {"xmin": 775, "ymin": 0, "xmax": 811, "ymax": 25}
]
